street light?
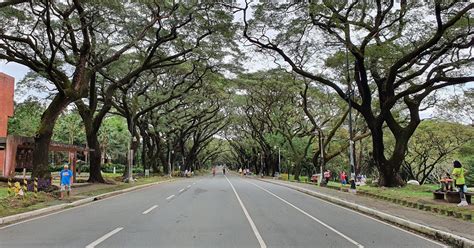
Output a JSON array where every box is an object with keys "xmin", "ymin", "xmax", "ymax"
[
  {"xmin": 316, "ymin": 129, "xmax": 325, "ymax": 186},
  {"xmin": 127, "ymin": 136, "xmax": 137, "ymax": 183},
  {"xmin": 326, "ymin": 41, "xmax": 357, "ymax": 191}
]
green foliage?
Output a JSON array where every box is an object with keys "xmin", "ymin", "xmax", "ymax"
[
  {"xmin": 99, "ymin": 116, "xmax": 131, "ymax": 165},
  {"xmin": 402, "ymin": 120, "xmax": 474, "ymax": 184},
  {"xmin": 8, "ymin": 99, "xmax": 44, "ymax": 137},
  {"xmin": 53, "ymin": 110, "xmax": 86, "ymax": 145}
]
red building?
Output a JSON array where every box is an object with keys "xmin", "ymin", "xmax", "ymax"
[{"xmin": 0, "ymin": 72, "xmax": 15, "ymax": 175}]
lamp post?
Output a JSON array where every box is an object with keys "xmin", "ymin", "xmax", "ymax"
[
  {"xmin": 127, "ymin": 136, "xmax": 137, "ymax": 183},
  {"xmin": 326, "ymin": 41, "xmax": 357, "ymax": 191},
  {"xmin": 344, "ymin": 45, "xmax": 357, "ymax": 191},
  {"xmin": 316, "ymin": 129, "xmax": 325, "ymax": 186}
]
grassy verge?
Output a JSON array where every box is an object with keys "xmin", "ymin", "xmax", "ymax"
[
  {"xmin": 0, "ymin": 174, "xmax": 172, "ymax": 218},
  {"xmin": 322, "ymin": 180, "xmax": 474, "ymax": 221},
  {"xmin": 0, "ymin": 183, "xmax": 8, "ymax": 199},
  {"xmin": 272, "ymin": 177, "xmax": 474, "ymax": 221},
  {"xmin": 279, "ymin": 173, "xmax": 310, "ymax": 182}
]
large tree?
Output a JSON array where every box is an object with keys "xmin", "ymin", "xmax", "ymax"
[
  {"xmin": 0, "ymin": 1, "xmax": 160, "ymax": 183},
  {"xmin": 73, "ymin": 1, "xmax": 233, "ymax": 182},
  {"xmin": 239, "ymin": 0, "xmax": 474, "ymax": 186}
]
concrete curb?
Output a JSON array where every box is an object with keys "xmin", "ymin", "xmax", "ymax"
[
  {"xmin": 0, "ymin": 179, "xmax": 175, "ymax": 225},
  {"xmin": 259, "ymin": 178, "xmax": 474, "ymax": 248}
]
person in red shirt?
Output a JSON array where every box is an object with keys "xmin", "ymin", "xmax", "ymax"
[{"xmin": 340, "ymin": 171, "xmax": 347, "ymax": 186}]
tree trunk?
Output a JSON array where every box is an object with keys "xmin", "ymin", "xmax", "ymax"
[
  {"xmin": 32, "ymin": 93, "xmax": 72, "ymax": 184},
  {"xmin": 370, "ymin": 125, "xmax": 405, "ymax": 187},
  {"xmin": 86, "ymin": 131, "xmax": 105, "ymax": 183}
]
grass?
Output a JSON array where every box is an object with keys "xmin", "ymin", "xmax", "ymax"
[
  {"xmin": 0, "ymin": 192, "xmax": 60, "ymax": 217},
  {"xmin": 279, "ymin": 173, "xmax": 310, "ymax": 182},
  {"xmin": 0, "ymin": 173, "xmax": 172, "ymax": 218},
  {"xmin": 321, "ymin": 180, "xmax": 474, "ymax": 220},
  {"xmin": 0, "ymin": 184, "xmax": 8, "ymax": 199}
]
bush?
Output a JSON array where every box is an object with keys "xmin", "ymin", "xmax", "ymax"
[
  {"xmin": 102, "ymin": 163, "xmax": 125, "ymax": 173},
  {"xmin": 49, "ymin": 163, "xmax": 65, "ymax": 172},
  {"xmin": 132, "ymin": 166, "xmax": 144, "ymax": 174}
]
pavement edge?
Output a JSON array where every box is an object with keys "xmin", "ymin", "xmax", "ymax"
[
  {"xmin": 0, "ymin": 179, "xmax": 175, "ymax": 225},
  {"xmin": 258, "ymin": 178, "xmax": 474, "ymax": 248}
]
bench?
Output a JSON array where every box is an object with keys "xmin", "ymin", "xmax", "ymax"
[
  {"xmin": 435, "ymin": 191, "xmax": 472, "ymax": 204},
  {"xmin": 433, "ymin": 191, "xmax": 445, "ymax": 200}
]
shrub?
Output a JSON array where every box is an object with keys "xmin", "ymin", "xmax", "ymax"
[{"xmin": 102, "ymin": 163, "xmax": 125, "ymax": 173}]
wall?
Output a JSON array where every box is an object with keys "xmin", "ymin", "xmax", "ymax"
[{"xmin": 0, "ymin": 72, "xmax": 15, "ymax": 175}]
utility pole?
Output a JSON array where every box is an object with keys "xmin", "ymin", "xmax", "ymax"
[
  {"xmin": 345, "ymin": 45, "xmax": 357, "ymax": 191},
  {"xmin": 278, "ymin": 147, "xmax": 281, "ymax": 174},
  {"xmin": 127, "ymin": 120, "xmax": 136, "ymax": 183},
  {"xmin": 325, "ymin": 41, "xmax": 357, "ymax": 191},
  {"xmin": 168, "ymin": 149, "xmax": 174, "ymax": 178},
  {"xmin": 317, "ymin": 130, "xmax": 325, "ymax": 186}
]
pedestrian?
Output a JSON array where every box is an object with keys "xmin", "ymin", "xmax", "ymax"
[
  {"xmin": 340, "ymin": 171, "xmax": 347, "ymax": 186},
  {"xmin": 452, "ymin": 160, "xmax": 469, "ymax": 207},
  {"xmin": 323, "ymin": 170, "xmax": 331, "ymax": 184},
  {"xmin": 212, "ymin": 166, "xmax": 216, "ymax": 177},
  {"xmin": 239, "ymin": 167, "xmax": 243, "ymax": 176},
  {"xmin": 223, "ymin": 167, "xmax": 226, "ymax": 175},
  {"xmin": 59, "ymin": 164, "xmax": 73, "ymax": 199}
]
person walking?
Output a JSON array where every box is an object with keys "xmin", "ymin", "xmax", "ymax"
[
  {"xmin": 59, "ymin": 164, "xmax": 73, "ymax": 200},
  {"xmin": 323, "ymin": 170, "xmax": 331, "ymax": 184},
  {"xmin": 452, "ymin": 160, "xmax": 469, "ymax": 207},
  {"xmin": 340, "ymin": 171, "xmax": 347, "ymax": 187},
  {"xmin": 239, "ymin": 167, "xmax": 243, "ymax": 176}
]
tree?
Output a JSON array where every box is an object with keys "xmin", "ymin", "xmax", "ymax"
[
  {"xmin": 8, "ymin": 99, "xmax": 44, "ymax": 137},
  {"xmin": 436, "ymin": 88, "xmax": 474, "ymax": 125},
  {"xmin": 401, "ymin": 120, "xmax": 474, "ymax": 184},
  {"xmin": 73, "ymin": 1, "xmax": 230, "ymax": 182},
  {"xmin": 239, "ymin": 1, "xmax": 474, "ymax": 186},
  {"xmin": 0, "ymin": 1, "xmax": 160, "ymax": 183}
]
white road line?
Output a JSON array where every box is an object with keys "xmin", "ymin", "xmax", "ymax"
[
  {"xmin": 142, "ymin": 205, "xmax": 158, "ymax": 215},
  {"xmin": 85, "ymin": 227, "xmax": 123, "ymax": 248},
  {"xmin": 247, "ymin": 180, "xmax": 363, "ymax": 248},
  {"xmin": 225, "ymin": 175, "xmax": 267, "ymax": 248},
  {"xmin": 0, "ymin": 180, "xmax": 172, "ymax": 230},
  {"xmin": 166, "ymin": 194, "xmax": 175, "ymax": 200},
  {"xmin": 270, "ymin": 182, "xmax": 446, "ymax": 247},
  {"xmin": 179, "ymin": 188, "xmax": 185, "ymax": 193},
  {"xmin": 187, "ymin": 185, "xmax": 191, "ymax": 188}
]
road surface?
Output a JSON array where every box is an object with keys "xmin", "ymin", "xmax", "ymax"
[{"xmin": 0, "ymin": 171, "xmax": 446, "ymax": 247}]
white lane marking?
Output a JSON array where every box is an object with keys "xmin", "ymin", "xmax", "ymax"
[
  {"xmin": 179, "ymin": 188, "xmax": 185, "ymax": 193},
  {"xmin": 193, "ymin": 182, "xmax": 196, "ymax": 185},
  {"xmin": 166, "ymin": 194, "xmax": 175, "ymax": 200},
  {"xmin": 0, "ymin": 180, "xmax": 174, "ymax": 230},
  {"xmin": 187, "ymin": 185, "xmax": 191, "ymax": 188},
  {"xmin": 267, "ymin": 182, "xmax": 446, "ymax": 247},
  {"xmin": 142, "ymin": 205, "xmax": 158, "ymax": 215},
  {"xmin": 85, "ymin": 227, "xmax": 123, "ymax": 248},
  {"xmin": 247, "ymin": 180, "xmax": 363, "ymax": 248},
  {"xmin": 225, "ymin": 175, "xmax": 267, "ymax": 248}
]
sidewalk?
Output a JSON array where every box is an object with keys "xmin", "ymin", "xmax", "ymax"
[{"xmin": 260, "ymin": 178, "xmax": 474, "ymax": 245}]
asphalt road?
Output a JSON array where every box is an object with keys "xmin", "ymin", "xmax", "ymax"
[{"xmin": 0, "ymin": 171, "xmax": 447, "ymax": 248}]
